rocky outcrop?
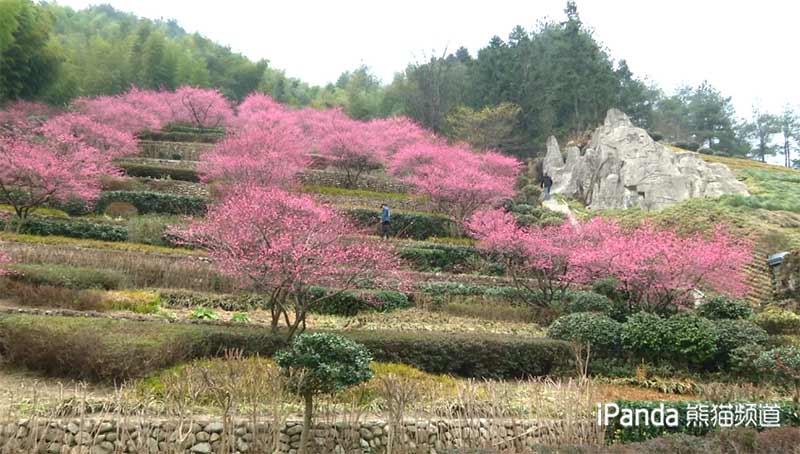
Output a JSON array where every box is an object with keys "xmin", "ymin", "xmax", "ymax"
[
  {"xmin": 543, "ymin": 109, "xmax": 749, "ymax": 210},
  {"xmin": 775, "ymin": 250, "xmax": 800, "ymax": 300}
]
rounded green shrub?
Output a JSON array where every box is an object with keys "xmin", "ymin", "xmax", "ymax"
[
  {"xmin": 713, "ymin": 319, "xmax": 769, "ymax": 364},
  {"xmin": 568, "ymin": 291, "xmax": 613, "ymax": 314},
  {"xmin": 663, "ymin": 314, "xmax": 719, "ymax": 366},
  {"xmin": 621, "ymin": 312, "xmax": 668, "ymax": 360},
  {"xmin": 547, "ymin": 312, "xmax": 622, "ymax": 354},
  {"xmin": 754, "ymin": 307, "xmax": 800, "ymax": 335},
  {"xmin": 697, "ymin": 295, "xmax": 753, "ymax": 320}
]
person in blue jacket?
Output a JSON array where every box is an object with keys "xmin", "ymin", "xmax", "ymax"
[{"xmin": 380, "ymin": 204, "xmax": 390, "ymax": 239}]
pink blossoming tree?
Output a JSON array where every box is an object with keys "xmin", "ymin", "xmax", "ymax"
[
  {"xmin": 74, "ymin": 95, "xmax": 162, "ymax": 134},
  {"xmin": 42, "ymin": 113, "xmax": 138, "ymax": 157},
  {"xmin": 0, "ymin": 136, "xmax": 115, "ymax": 224},
  {"xmin": 172, "ymin": 185, "xmax": 399, "ymax": 339},
  {"xmin": 199, "ymin": 110, "xmax": 310, "ymax": 189},
  {"xmin": 391, "ymin": 143, "xmax": 521, "ymax": 229},
  {"xmin": 169, "ymin": 87, "xmax": 234, "ymax": 129},
  {"xmin": 468, "ymin": 210, "xmax": 751, "ymax": 310}
]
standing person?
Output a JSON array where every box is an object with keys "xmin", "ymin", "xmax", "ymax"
[
  {"xmin": 541, "ymin": 174, "xmax": 554, "ymax": 201},
  {"xmin": 380, "ymin": 204, "xmax": 390, "ymax": 239}
]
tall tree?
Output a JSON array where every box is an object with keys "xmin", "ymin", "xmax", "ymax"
[
  {"xmin": 744, "ymin": 108, "xmax": 779, "ymax": 162},
  {"xmin": 778, "ymin": 106, "xmax": 799, "ymax": 168}
]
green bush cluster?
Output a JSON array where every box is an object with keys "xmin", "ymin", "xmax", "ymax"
[
  {"xmin": 398, "ymin": 242, "xmax": 497, "ymax": 273},
  {"xmin": 137, "ymin": 129, "xmax": 223, "ymax": 143},
  {"xmin": 0, "ymin": 216, "xmax": 127, "ymax": 242},
  {"xmin": 125, "ymin": 215, "xmax": 178, "ymax": 246},
  {"xmin": 606, "ymin": 400, "xmax": 800, "ymax": 444},
  {"xmin": 567, "ymin": 291, "xmax": 614, "ymax": 314},
  {"xmin": 9, "ymin": 264, "xmax": 128, "ymax": 290},
  {"xmin": 308, "ymin": 288, "xmax": 412, "ymax": 316},
  {"xmin": 344, "ymin": 208, "xmax": 456, "ymax": 240},
  {"xmin": 505, "ymin": 202, "xmax": 566, "ymax": 227},
  {"xmin": 696, "ymin": 295, "xmax": 753, "ymax": 320},
  {"xmin": 158, "ymin": 289, "xmax": 267, "ymax": 312},
  {"xmin": 96, "ymin": 191, "xmax": 208, "ymax": 216},
  {"xmin": 420, "ymin": 282, "xmax": 541, "ymax": 301},
  {"xmin": 755, "ymin": 307, "xmax": 800, "ymax": 335},
  {"xmin": 547, "ymin": 312, "xmax": 622, "ymax": 354},
  {"xmin": 118, "ymin": 162, "xmax": 201, "ymax": 182},
  {"xmin": 0, "ymin": 314, "xmax": 571, "ymax": 381}
]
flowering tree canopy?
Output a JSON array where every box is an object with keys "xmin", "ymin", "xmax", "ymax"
[
  {"xmin": 42, "ymin": 113, "xmax": 138, "ymax": 157},
  {"xmin": 391, "ymin": 143, "xmax": 521, "ymax": 226},
  {"xmin": 74, "ymin": 95, "xmax": 162, "ymax": 134},
  {"xmin": 0, "ymin": 101, "xmax": 56, "ymax": 136},
  {"xmin": 468, "ymin": 210, "xmax": 751, "ymax": 309},
  {"xmin": 172, "ymin": 185, "xmax": 399, "ymax": 338},
  {"xmin": 0, "ymin": 251, "xmax": 11, "ymax": 275},
  {"xmin": 0, "ymin": 136, "xmax": 115, "ymax": 221},
  {"xmin": 170, "ymin": 86, "xmax": 233, "ymax": 128},
  {"xmin": 233, "ymin": 93, "xmax": 286, "ymax": 129},
  {"xmin": 199, "ymin": 110, "xmax": 310, "ymax": 189}
]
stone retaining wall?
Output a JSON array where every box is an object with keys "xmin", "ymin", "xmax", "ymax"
[{"xmin": 0, "ymin": 417, "xmax": 594, "ymax": 453}]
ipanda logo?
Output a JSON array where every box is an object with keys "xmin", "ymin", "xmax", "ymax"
[{"xmin": 597, "ymin": 403, "xmax": 679, "ymax": 427}]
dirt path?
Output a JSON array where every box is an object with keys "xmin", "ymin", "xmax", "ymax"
[{"xmin": 543, "ymin": 198, "xmax": 579, "ymax": 226}]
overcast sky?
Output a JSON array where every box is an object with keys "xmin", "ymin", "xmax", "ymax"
[{"xmin": 57, "ymin": 0, "xmax": 799, "ymax": 120}]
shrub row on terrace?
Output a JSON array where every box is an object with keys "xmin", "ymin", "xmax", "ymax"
[{"xmin": 0, "ymin": 314, "xmax": 571, "ymax": 382}]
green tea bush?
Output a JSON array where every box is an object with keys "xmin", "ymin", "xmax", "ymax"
[
  {"xmin": 0, "ymin": 216, "xmax": 127, "ymax": 242},
  {"xmin": 697, "ymin": 295, "xmax": 753, "ymax": 320},
  {"xmin": 567, "ymin": 291, "xmax": 614, "ymax": 314},
  {"xmin": 9, "ymin": 264, "xmax": 128, "ymax": 290},
  {"xmin": 398, "ymin": 243, "xmax": 486, "ymax": 273},
  {"xmin": 344, "ymin": 207, "xmax": 456, "ymax": 240},
  {"xmin": 755, "ymin": 307, "xmax": 800, "ymax": 335},
  {"xmin": 663, "ymin": 314, "xmax": 719, "ymax": 366},
  {"xmin": 158, "ymin": 289, "xmax": 267, "ymax": 312},
  {"xmin": 309, "ymin": 287, "xmax": 411, "ymax": 316},
  {"xmin": 126, "ymin": 215, "xmax": 177, "ymax": 246},
  {"xmin": 118, "ymin": 162, "xmax": 200, "ymax": 182},
  {"xmin": 621, "ymin": 312, "xmax": 668, "ymax": 360},
  {"xmin": 96, "ymin": 191, "xmax": 208, "ymax": 216},
  {"xmin": 713, "ymin": 319, "xmax": 769, "ymax": 365},
  {"xmin": 547, "ymin": 312, "xmax": 622, "ymax": 354}
]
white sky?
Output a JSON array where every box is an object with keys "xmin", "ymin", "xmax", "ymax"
[{"xmin": 56, "ymin": 0, "xmax": 799, "ymax": 120}]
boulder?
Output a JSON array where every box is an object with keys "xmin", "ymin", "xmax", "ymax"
[{"xmin": 543, "ymin": 109, "xmax": 749, "ymax": 210}]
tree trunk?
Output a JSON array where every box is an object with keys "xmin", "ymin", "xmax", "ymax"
[{"xmin": 299, "ymin": 392, "xmax": 313, "ymax": 454}]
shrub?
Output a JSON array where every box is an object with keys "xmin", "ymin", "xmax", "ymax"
[
  {"xmin": 9, "ymin": 264, "xmax": 128, "ymax": 290},
  {"xmin": 713, "ymin": 319, "xmax": 769, "ymax": 365},
  {"xmin": 158, "ymin": 289, "xmax": 267, "ymax": 312},
  {"xmin": 117, "ymin": 162, "xmax": 200, "ymax": 182},
  {"xmin": 126, "ymin": 215, "xmax": 176, "ymax": 246},
  {"xmin": 755, "ymin": 307, "xmax": 800, "ymax": 335},
  {"xmin": 398, "ymin": 243, "xmax": 488, "ymax": 273},
  {"xmin": 663, "ymin": 314, "xmax": 719, "ymax": 366},
  {"xmin": 0, "ymin": 314, "xmax": 570, "ymax": 380},
  {"xmin": 547, "ymin": 312, "xmax": 622, "ymax": 354},
  {"xmin": 95, "ymin": 191, "xmax": 208, "ymax": 216},
  {"xmin": 309, "ymin": 288, "xmax": 412, "ymax": 316},
  {"xmin": 344, "ymin": 207, "xmax": 456, "ymax": 240},
  {"xmin": 697, "ymin": 295, "xmax": 753, "ymax": 320},
  {"xmin": 0, "ymin": 216, "xmax": 127, "ymax": 242},
  {"xmin": 755, "ymin": 346, "xmax": 800, "ymax": 402},
  {"xmin": 567, "ymin": 291, "xmax": 614, "ymax": 314},
  {"xmin": 621, "ymin": 312, "xmax": 668, "ymax": 360}
]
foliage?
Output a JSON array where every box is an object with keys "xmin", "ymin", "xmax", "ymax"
[
  {"xmin": 662, "ymin": 314, "xmax": 719, "ymax": 366},
  {"xmin": 190, "ymin": 306, "xmax": 219, "ymax": 320},
  {"xmin": 344, "ymin": 207, "xmax": 455, "ymax": 240},
  {"xmin": 713, "ymin": 319, "xmax": 768, "ymax": 364},
  {"xmin": 158, "ymin": 289, "xmax": 267, "ymax": 312},
  {"xmin": 308, "ymin": 288, "xmax": 411, "ymax": 316},
  {"xmin": 0, "ymin": 214, "xmax": 127, "ymax": 241},
  {"xmin": 8, "ymin": 263, "xmax": 128, "ymax": 290},
  {"xmin": 621, "ymin": 312, "xmax": 668, "ymax": 361},
  {"xmin": 755, "ymin": 346, "xmax": 800, "ymax": 402},
  {"xmin": 567, "ymin": 291, "xmax": 613, "ymax": 314},
  {"xmin": 95, "ymin": 190, "xmax": 207, "ymax": 216},
  {"xmin": 118, "ymin": 161, "xmax": 200, "ymax": 182},
  {"xmin": 547, "ymin": 312, "xmax": 622, "ymax": 354},
  {"xmin": 172, "ymin": 185, "xmax": 399, "ymax": 339},
  {"xmin": 754, "ymin": 307, "xmax": 800, "ymax": 335},
  {"xmin": 231, "ymin": 312, "xmax": 251, "ymax": 323},
  {"xmin": 125, "ymin": 214, "xmax": 179, "ymax": 246},
  {"xmin": 443, "ymin": 102, "xmax": 522, "ymax": 153},
  {"xmin": 398, "ymin": 242, "xmax": 489, "ymax": 273},
  {"xmin": 696, "ymin": 295, "xmax": 754, "ymax": 320}
]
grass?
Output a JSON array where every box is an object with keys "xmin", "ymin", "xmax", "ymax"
[{"xmin": 0, "ymin": 204, "xmax": 69, "ymax": 218}]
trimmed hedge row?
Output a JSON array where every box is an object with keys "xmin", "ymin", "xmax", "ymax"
[
  {"xmin": 344, "ymin": 208, "xmax": 456, "ymax": 240},
  {"xmin": 8, "ymin": 264, "xmax": 129, "ymax": 290},
  {"xmin": 0, "ymin": 216, "xmax": 127, "ymax": 242},
  {"xmin": 137, "ymin": 129, "xmax": 223, "ymax": 143},
  {"xmin": 606, "ymin": 400, "xmax": 800, "ymax": 444},
  {"xmin": 118, "ymin": 162, "xmax": 200, "ymax": 182},
  {"xmin": 0, "ymin": 314, "xmax": 571, "ymax": 381},
  {"xmin": 95, "ymin": 191, "xmax": 208, "ymax": 216},
  {"xmin": 160, "ymin": 288, "xmax": 411, "ymax": 316},
  {"xmin": 399, "ymin": 243, "xmax": 487, "ymax": 273}
]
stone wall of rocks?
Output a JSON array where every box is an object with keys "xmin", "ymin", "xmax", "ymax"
[{"xmin": 0, "ymin": 417, "xmax": 593, "ymax": 453}]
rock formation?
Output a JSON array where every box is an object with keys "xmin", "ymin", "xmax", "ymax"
[{"xmin": 543, "ymin": 109, "xmax": 749, "ymax": 210}]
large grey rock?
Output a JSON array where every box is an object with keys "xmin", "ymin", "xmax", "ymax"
[{"xmin": 543, "ymin": 109, "xmax": 749, "ymax": 210}]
